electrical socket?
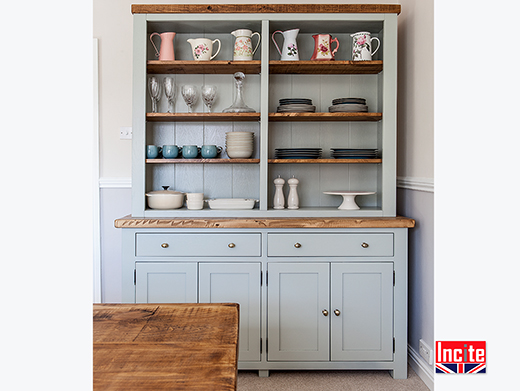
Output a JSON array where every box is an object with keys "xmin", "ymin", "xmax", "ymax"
[
  {"xmin": 120, "ymin": 126, "xmax": 132, "ymax": 140},
  {"xmin": 419, "ymin": 339, "xmax": 433, "ymax": 365}
]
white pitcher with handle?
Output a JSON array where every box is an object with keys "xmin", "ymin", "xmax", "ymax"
[
  {"xmin": 231, "ymin": 29, "xmax": 261, "ymax": 61},
  {"xmin": 187, "ymin": 38, "xmax": 221, "ymax": 61},
  {"xmin": 272, "ymin": 29, "xmax": 299, "ymax": 61},
  {"xmin": 351, "ymin": 31, "xmax": 380, "ymax": 61}
]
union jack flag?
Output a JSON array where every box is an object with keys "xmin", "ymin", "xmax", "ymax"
[{"xmin": 436, "ymin": 363, "xmax": 486, "ymax": 374}]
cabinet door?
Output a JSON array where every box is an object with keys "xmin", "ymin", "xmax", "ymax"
[
  {"xmin": 199, "ymin": 263, "xmax": 261, "ymax": 362},
  {"xmin": 267, "ymin": 263, "xmax": 330, "ymax": 361},
  {"xmin": 135, "ymin": 262, "xmax": 197, "ymax": 303},
  {"xmin": 330, "ymin": 262, "xmax": 394, "ymax": 361}
]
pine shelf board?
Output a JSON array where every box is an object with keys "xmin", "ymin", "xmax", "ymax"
[
  {"xmin": 268, "ymin": 159, "xmax": 382, "ymax": 164},
  {"xmin": 269, "ymin": 60, "xmax": 383, "ymax": 74},
  {"xmin": 146, "ymin": 158, "xmax": 259, "ymax": 164},
  {"xmin": 146, "ymin": 112, "xmax": 260, "ymax": 122},
  {"xmin": 269, "ymin": 112, "xmax": 382, "ymax": 122},
  {"xmin": 147, "ymin": 60, "xmax": 261, "ymax": 74}
]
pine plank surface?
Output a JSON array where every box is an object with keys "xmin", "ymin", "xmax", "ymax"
[
  {"xmin": 146, "ymin": 112, "xmax": 260, "ymax": 122},
  {"xmin": 269, "ymin": 60, "xmax": 383, "ymax": 74},
  {"xmin": 147, "ymin": 60, "xmax": 261, "ymax": 75},
  {"xmin": 146, "ymin": 158, "xmax": 260, "ymax": 164},
  {"xmin": 93, "ymin": 303, "xmax": 239, "ymax": 391}
]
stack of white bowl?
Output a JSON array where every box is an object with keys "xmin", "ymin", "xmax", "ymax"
[
  {"xmin": 186, "ymin": 192, "xmax": 204, "ymax": 210},
  {"xmin": 225, "ymin": 131, "xmax": 254, "ymax": 159}
]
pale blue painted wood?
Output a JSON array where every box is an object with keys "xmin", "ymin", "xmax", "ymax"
[
  {"xmin": 330, "ymin": 262, "xmax": 394, "ymax": 361},
  {"xmin": 199, "ymin": 262, "xmax": 261, "ymax": 361},
  {"xmin": 267, "ymin": 262, "xmax": 330, "ymax": 361},
  {"xmin": 135, "ymin": 262, "xmax": 197, "ymax": 303},
  {"xmin": 267, "ymin": 233, "xmax": 394, "ymax": 257},
  {"xmin": 136, "ymin": 233, "xmax": 261, "ymax": 257}
]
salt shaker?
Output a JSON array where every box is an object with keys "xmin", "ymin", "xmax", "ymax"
[
  {"xmin": 287, "ymin": 176, "xmax": 299, "ymax": 209},
  {"xmin": 273, "ymin": 176, "xmax": 285, "ymax": 209}
]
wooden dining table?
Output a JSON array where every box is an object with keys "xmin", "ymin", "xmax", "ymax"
[{"xmin": 93, "ymin": 303, "xmax": 239, "ymax": 390}]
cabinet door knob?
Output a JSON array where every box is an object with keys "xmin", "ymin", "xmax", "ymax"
[
  {"xmin": 334, "ymin": 309, "xmax": 341, "ymax": 316},
  {"xmin": 228, "ymin": 243, "xmax": 236, "ymax": 248},
  {"xmin": 322, "ymin": 309, "xmax": 329, "ymax": 316},
  {"xmin": 361, "ymin": 242, "xmax": 369, "ymax": 248},
  {"xmin": 161, "ymin": 243, "xmax": 169, "ymax": 248},
  {"xmin": 294, "ymin": 242, "xmax": 302, "ymax": 248}
]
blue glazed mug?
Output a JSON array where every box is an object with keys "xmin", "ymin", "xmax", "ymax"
[
  {"xmin": 146, "ymin": 145, "xmax": 162, "ymax": 159},
  {"xmin": 162, "ymin": 145, "xmax": 180, "ymax": 158},
  {"xmin": 201, "ymin": 145, "xmax": 222, "ymax": 158},
  {"xmin": 181, "ymin": 145, "xmax": 200, "ymax": 159}
]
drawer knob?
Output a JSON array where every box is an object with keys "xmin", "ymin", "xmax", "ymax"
[
  {"xmin": 228, "ymin": 243, "xmax": 236, "ymax": 248},
  {"xmin": 361, "ymin": 242, "xmax": 369, "ymax": 248},
  {"xmin": 322, "ymin": 309, "xmax": 329, "ymax": 317},
  {"xmin": 161, "ymin": 243, "xmax": 169, "ymax": 248},
  {"xmin": 334, "ymin": 309, "xmax": 341, "ymax": 316},
  {"xmin": 294, "ymin": 242, "xmax": 302, "ymax": 248}
]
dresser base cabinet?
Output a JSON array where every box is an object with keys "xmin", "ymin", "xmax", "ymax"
[{"xmin": 120, "ymin": 223, "xmax": 410, "ymax": 379}]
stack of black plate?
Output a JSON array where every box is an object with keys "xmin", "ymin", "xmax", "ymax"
[
  {"xmin": 330, "ymin": 148, "xmax": 380, "ymax": 159},
  {"xmin": 329, "ymin": 97, "xmax": 368, "ymax": 113},
  {"xmin": 275, "ymin": 148, "xmax": 322, "ymax": 159},
  {"xmin": 277, "ymin": 98, "xmax": 316, "ymax": 113}
]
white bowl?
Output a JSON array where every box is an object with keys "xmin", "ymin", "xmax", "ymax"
[{"xmin": 226, "ymin": 149, "xmax": 253, "ymax": 158}]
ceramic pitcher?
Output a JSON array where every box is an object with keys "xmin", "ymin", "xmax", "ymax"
[
  {"xmin": 150, "ymin": 32, "xmax": 176, "ymax": 61},
  {"xmin": 272, "ymin": 29, "xmax": 299, "ymax": 61},
  {"xmin": 310, "ymin": 34, "xmax": 339, "ymax": 61},
  {"xmin": 351, "ymin": 31, "xmax": 380, "ymax": 61},
  {"xmin": 187, "ymin": 38, "xmax": 221, "ymax": 61},
  {"xmin": 231, "ymin": 29, "xmax": 261, "ymax": 61}
]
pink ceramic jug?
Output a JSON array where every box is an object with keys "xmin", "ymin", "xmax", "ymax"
[
  {"xmin": 150, "ymin": 32, "xmax": 176, "ymax": 61},
  {"xmin": 310, "ymin": 34, "xmax": 339, "ymax": 61}
]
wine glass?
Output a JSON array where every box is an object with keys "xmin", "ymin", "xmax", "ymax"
[
  {"xmin": 181, "ymin": 85, "xmax": 198, "ymax": 113},
  {"xmin": 148, "ymin": 77, "xmax": 162, "ymax": 113},
  {"xmin": 201, "ymin": 85, "xmax": 217, "ymax": 112},
  {"xmin": 163, "ymin": 77, "xmax": 177, "ymax": 113}
]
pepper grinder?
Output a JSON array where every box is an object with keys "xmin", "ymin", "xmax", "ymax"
[
  {"xmin": 273, "ymin": 176, "xmax": 285, "ymax": 209},
  {"xmin": 287, "ymin": 176, "xmax": 299, "ymax": 210}
]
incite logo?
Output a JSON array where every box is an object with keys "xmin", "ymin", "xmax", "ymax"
[{"xmin": 436, "ymin": 341, "xmax": 486, "ymax": 374}]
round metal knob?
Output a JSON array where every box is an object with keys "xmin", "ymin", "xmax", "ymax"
[
  {"xmin": 161, "ymin": 243, "xmax": 169, "ymax": 248},
  {"xmin": 361, "ymin": 242, "xmax": 369, "ymax": 248},
  {"xmin": 334, "ymin": 309, "xmax": 341, "ymax": 316},
  {"xmin": 228, "ymin": 243, "xmax": 236, "ymax": 248},
  {"xmin": 294, "ymin": 243, "xmax": 302, "ymax": 248},
  {"xmin": 322, "ymin": 309, "xmax": 329, "ymax": 316}
]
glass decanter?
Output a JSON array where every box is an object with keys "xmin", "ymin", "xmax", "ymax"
[{"xmin": 223, "ymin": 72, "xmax": 255, "ymax": 113}]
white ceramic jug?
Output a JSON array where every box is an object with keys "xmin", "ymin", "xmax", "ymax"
[
  {"xmin": 351, "ymin": 31, "xmax": 380, "ymax": 61},
  {"xmin": 272, "ymin": 29, "xmax": 300, "ymax": 61},
  {"xmin": 231, "ymin": 29, "xmax": 261, "ymax": 61},
  {"xmin": 187, "ymin": 38, "xmax": 221, "ymax": 61}
]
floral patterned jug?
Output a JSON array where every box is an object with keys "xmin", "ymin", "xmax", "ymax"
[
  {"xmin": 231, "ymin": 29, "xmax": 261, "ymax": 61},
  {"xmin": 272, "ymin": 29, "xmax": 299, "ymax": 61},
  {"xmin": 351, "ymin": 31, "xmax": 380, "ymax": 61},
  {"xmin": 310, "ymin": 34, "xmax": 339, "ymax": 61},
  {"xmin": 187, "ymin": 38, "xmax": 221, "ymax": 61}
]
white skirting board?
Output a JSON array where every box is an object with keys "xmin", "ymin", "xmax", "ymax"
[{"xmin": 408, "ymin": 344, "xmax": 434, "ymax": 390}]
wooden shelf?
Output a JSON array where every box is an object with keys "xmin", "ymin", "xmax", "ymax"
[
  {"xmin": 146, "ymin": 112, "xmax": 260, "ymax": 122},
  {"xmin": 269, "ymin": 112, "xmax": 382, "ymax": 122},
  {"xmin": 147, "ymin": 60, "xmax": 261, "ymax": 74},
  {"xmin": 146, "ymin": 158, "xmax": 260, "ymax": 164},
  {"xmin": 268, "ymin": 159, "xmax": 382, "ymax": 164},
  {"xmin": 269, "ymin": 60, "xmax": 383, "ymax": 74}
]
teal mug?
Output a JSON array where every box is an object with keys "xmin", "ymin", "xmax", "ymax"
[
  {"xmin": 146, "ymin": 145, "xmax": 162, "ymax": 159},
  {"xmin": 201, "ymin": 145, "xmax": 222, "ymax": 158},
  {"xmin": 162, "ymin": 145, "xmax": 180, "ymax": 158},
  {"xmin": 181, "ymin": 145, "xmax": 200, "ymax": 159}
]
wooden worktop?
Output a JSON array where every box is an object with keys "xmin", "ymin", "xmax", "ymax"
[
  {"xmin": 115, "ymin": 216, "xmax": 415, "ymax": 229},
  {"xmin": 132, "ymin": 4, "xmax": 401, "ymax": 14}
]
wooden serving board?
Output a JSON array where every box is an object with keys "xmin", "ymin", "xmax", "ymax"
[{"xmin": 93, "ymin": 303, "xmax": 239, "ymax": 390}]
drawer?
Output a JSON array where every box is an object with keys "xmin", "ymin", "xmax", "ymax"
[
  {"xmin": 136, "ymin": 233, "xmax": 261, "ymax": 257},
  {"xmin": 267, "ymin": 233, "xmax": 393, "ymax": 257}
]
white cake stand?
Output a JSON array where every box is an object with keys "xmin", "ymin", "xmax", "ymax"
[{"xmin": 323, "ymin": 191, "xmax": 376, "ymax": 210}]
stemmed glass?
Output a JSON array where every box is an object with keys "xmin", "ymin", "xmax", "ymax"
[
  {"xmin": 163, "ymin": 77, "xmax": 177, "ymax": 113},
  {"xmin": 181, "ymin": 85, "xmax": 198, "ymax": 113},
  {"xmin": 148, "ymin": 77, "xmax": 161, "ymax": 113},
  {"xmin": 201, "ymin": 85, "xmax": 217, "ymax": 112}
]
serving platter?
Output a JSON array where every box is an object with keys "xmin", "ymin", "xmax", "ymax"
[{"xmin": 323, "ymin": 191, "xmax": 376, "ymax": 210}]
